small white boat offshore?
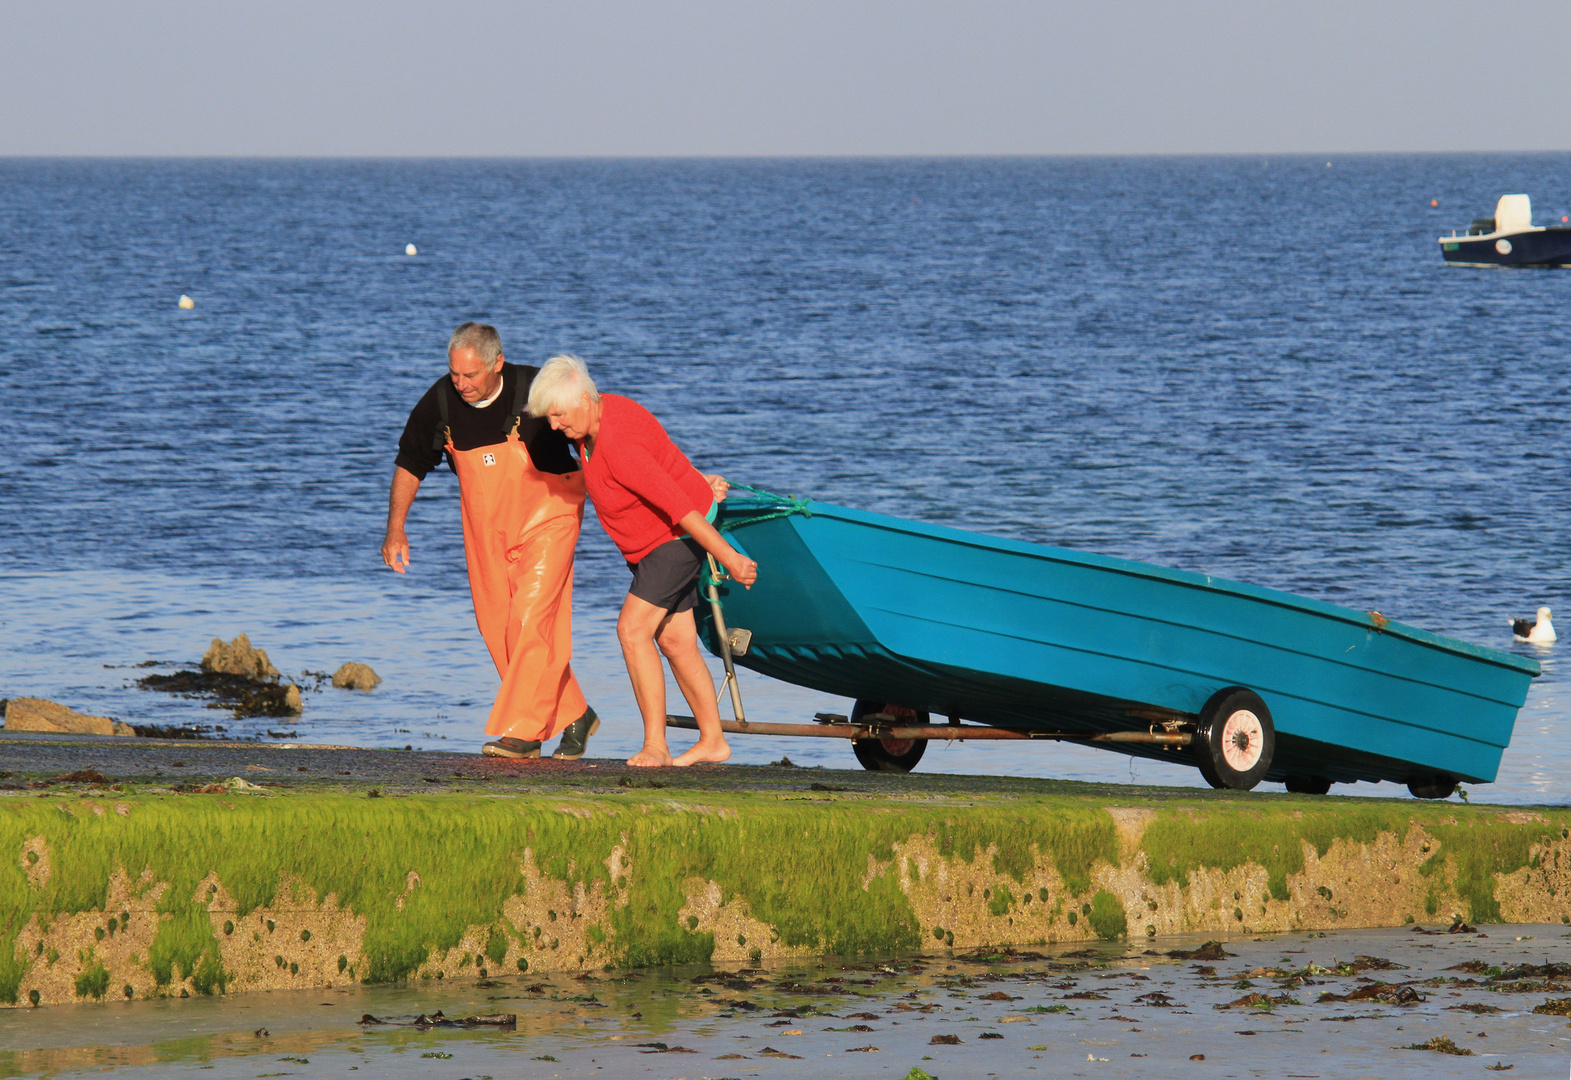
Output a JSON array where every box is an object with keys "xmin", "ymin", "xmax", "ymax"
[{"xmin": 1439, "ymin": 194, "xmax": 1571, "ymax": 267}]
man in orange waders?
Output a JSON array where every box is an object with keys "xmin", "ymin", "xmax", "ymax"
[{"xmin": 381, "ymin": 322, "xmax": 598, "ymax": 759}]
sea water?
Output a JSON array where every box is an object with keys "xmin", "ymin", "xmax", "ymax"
[
  {"xmin": 0, "ymin": 156, "xmax": 1566, "ymax": 800},
  {"xmin": 3, "ymin": 925, "xmax": 1568, "ymax": 1078}
]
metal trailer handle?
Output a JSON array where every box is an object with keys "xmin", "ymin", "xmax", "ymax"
[{"xmin": 704, "ymin": 554, "xmax": 746, "ymax": 724}]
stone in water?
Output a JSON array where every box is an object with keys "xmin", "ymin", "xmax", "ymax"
[{"xmin": 332, "ymin": 662, "xmax": 382, "ymax": 691}]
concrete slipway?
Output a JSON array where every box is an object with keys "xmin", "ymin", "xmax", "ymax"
[{"xmin": 1, "ymin": 733, "xmax": 1567, "ymax": 1008}]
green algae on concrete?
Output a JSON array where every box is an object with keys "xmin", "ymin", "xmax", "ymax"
[
  {"xmin": 1087, "ymin": 889, "xmax": 1128, "ymax": 940},
  {"xmin": 2, "ymin": 777, "xmax": 1569, "ymax": 1008},
  {"xmin": 1422, "ymin": 815, "xmax": 1571, "ymax": 923},
  {"xmin": 1135, "ymin": 800, "xmax": 1571, "ymax": 929},
  {"xmin": 1139, "ymin": 800, "xmax": 1395, "ymax": 901}
]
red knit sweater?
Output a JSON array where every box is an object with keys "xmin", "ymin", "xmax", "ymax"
[{"xmin": 582, "ymin": 394, "xmax": 714, "ymax": 563}]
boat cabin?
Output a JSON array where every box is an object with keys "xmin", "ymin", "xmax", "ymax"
[
  {"xmin": 1440, "ymin": 192, "xmax": 1571, "ymax": 266},
  {"xmin": 1465, "ymin": 194, "xmax": 1532, "ymax": 236}
]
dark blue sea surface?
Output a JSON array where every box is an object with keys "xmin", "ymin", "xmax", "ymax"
[{"xmin": 0, "ymin": 157, "xmax": 1565, "ymax": 799}]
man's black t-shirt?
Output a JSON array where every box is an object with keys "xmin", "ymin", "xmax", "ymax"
[{"xmin": 394, "ymin": 363, "xmax": 579, "ymax": 480}]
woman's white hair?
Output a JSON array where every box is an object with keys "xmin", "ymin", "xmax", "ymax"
[{"xmin": 528, "ymin": 354, "xmax": 600, "ymax": 416}]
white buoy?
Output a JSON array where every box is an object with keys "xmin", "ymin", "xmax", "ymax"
[
  {"xmin": 405, "ymin": 243, "xmax": 417, "ymax": 256},
  {"xmin": 178, "ymin": 294, "xmax": 195, "ymax": 309}
]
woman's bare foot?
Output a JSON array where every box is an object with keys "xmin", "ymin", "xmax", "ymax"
[
  {"xmin": 672, "ymin": 737, "xmax": 731, "ymax": 767},
  {"xmin": 627, "ymin": 744, "xmax": 674, "ymax": 767}
]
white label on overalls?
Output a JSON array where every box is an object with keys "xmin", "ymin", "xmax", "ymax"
[{"xmin": 483, "ymin": 453, "xmax": 496, "ymax": 466}]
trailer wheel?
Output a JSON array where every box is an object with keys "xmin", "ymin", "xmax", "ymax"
[
  {"xmin": 1407, "ymin": 774, "xmax": 1457, "ymax": 800},
  {"xmin": 1284, "ymin": 775, "xmax": 1332, "ymax": 795},
  {"xmin": 850, "ymin": 700, "xmax": 929, "ymax": 773},
  {"xmin": 1194, "ymin": 687, "xmax": 1274, "ymax": 791}
]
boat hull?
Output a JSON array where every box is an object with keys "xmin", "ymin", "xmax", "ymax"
[
  {"xmin": 1440, "ymin": 227, "xmax": 1571, "ymax": 266},
  {"xmin": 702, "ymin": 499, "xmax": 1538, "ymax": 786}
]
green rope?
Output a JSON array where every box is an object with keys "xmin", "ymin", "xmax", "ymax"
[
  {"xmin": 700, "ymin": 483, "xmax": 812, "ymax": 593},
  {"xmin": 716, "ymin": 482, "xmax": 814, "ymax": 532}
]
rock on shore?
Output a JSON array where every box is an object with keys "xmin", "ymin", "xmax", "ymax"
[
  {"xmin": 331, "ymin": 662, "xmax": 381, "ymax": 691},
  {"xmin": 3, "ymin": 697, "xmax": 135, "ymax": 736}
]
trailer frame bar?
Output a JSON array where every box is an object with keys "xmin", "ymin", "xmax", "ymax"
[{"xmin": 665, "ymin": 714, "xmax": 1193, "ymax": 747}]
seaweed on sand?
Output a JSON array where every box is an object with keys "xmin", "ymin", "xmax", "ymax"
[{"xmin": 137, "ymin": 667, "xmax": 295, "ymax": 719}]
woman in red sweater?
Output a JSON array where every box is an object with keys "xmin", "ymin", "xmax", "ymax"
[{"xmin": 529, "ymin": 355, "xmax": 758, "ymax": 767}]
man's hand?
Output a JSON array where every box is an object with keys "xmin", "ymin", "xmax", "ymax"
[
  {"xmin": 382, "ymin": 529, "xmax": 411, "ymax": 573},
  {"xmin": 704, "ymin": 474, "xmax": 730, "ymax": 502},
  {"xmin": 383, "ymin": 466, "xmax": 421, "ymax": 573}
]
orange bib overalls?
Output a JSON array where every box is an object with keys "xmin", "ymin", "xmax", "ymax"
[{"xmin": 441, "ymin": 387, "xmax": 588, "ymax": 743}]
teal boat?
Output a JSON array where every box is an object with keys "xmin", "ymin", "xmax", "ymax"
[{"xmin": 696, "ymin": 492, "xmax": 1539, "ymax": 797}]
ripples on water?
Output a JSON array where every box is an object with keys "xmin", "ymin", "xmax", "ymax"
[
  {"xmin": 2, "ymin": 926, "xmax": 1563, "ymax": 1078},
  {"xmin": 0, "ymin": 157, "xmax": 1565, "ymax": 800}
]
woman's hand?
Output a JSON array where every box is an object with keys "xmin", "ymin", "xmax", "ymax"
[
  {"xmin": 679, "ymin": 509, "xmax": 758, "ymax": 589},
  {"xmin": 721, "ymin": 549, "xmax": 758, "ymax": 588},
  {"xmin": 705, "ymin": 474, "xmax": 730, "ymax": 502}
]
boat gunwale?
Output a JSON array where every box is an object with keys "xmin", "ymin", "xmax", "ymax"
[
  {"xmin": 1436, "ymin": 224, "xmax": 1552, "ymax": 242},
  {"xmin": 719, "ymin": 497, "xmax": 1541, "ymax": 679}
]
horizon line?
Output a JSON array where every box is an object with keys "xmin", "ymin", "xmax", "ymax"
[{"xmin": 2, "ymin": 149, "xmax": 1570, "ymax": 163}]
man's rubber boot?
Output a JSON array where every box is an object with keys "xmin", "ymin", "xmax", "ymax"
[
  {"xmin": 482, "ymin": 736, "xmax": 542, "ymax": 759},
  {"xmin": 552, "ymin": 707, "xmax": 600, "ymax": 760}
]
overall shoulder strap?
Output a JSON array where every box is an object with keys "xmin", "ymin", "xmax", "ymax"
[
  {"xmin": 432, "ymin": 376, "xmax": 453, "ymax": 450},
  {"xmin": 505, "ymin": 365, "xmax": 535, "ymax": 437}
]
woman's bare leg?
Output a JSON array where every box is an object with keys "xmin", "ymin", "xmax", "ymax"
[
  {"xmin": 658, "ymin": 610, "xmax": 731, "ymax": 766},
  {"xmin": 617, "ymin": 593, "xmax": 675, "ymax": 767}
]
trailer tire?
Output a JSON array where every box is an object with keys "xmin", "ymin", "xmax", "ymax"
[
  {"xmin": 1194, "ymin": 687, "xmax": 1274, "ymax": 791},
  {"xmin": 850, "ymin": 700, "xmax": 929, "ymax": 773},
  {"xmin": 1407, "ymin": 774, "xmax": 1457, "ymax": 800},
  {"xmin": 1284, "ymin": 775, "xmax": 1332, "ymax": 795}
]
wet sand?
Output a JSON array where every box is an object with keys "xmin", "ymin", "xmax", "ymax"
[{"xmin": 4, "ymin": 924, "xmax": 1568, "ymax": 1079}]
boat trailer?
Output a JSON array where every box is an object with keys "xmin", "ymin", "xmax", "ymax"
[{"xmin": 669, "ymin": 557, "xmax": 1195, "ymax": 761}]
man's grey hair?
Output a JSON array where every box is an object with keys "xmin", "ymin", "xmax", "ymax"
[
  {"xmin": 528, "ymin": 354, "xmax": 600, "ymax": 416},
  {"xmin": 447, "ymin": 321, "xmax": 503, "ymax": 366}
]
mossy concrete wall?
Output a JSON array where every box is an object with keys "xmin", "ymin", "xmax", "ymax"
[{"xmin": 4, "ymin": 789, "xmax": 1569, "ymax": 1007}]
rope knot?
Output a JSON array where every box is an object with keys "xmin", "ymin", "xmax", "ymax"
[{"xmin": 715, "ymin": 482, "xmax": 814, "ymax": 534}]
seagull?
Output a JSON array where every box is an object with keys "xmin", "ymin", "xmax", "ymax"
[{"xmin": 1510, "ymin": 606, "xmax": 1556, "ymax": 644}]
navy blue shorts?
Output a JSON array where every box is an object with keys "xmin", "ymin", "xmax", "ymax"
[{"xmin": 627, "ymin": 537, "xmax": 704, "ymax": 614}]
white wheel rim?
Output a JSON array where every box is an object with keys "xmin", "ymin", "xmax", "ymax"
[{"xmin": 1219, "ymin": 709, "xmax": 1263, "ymax": 772}]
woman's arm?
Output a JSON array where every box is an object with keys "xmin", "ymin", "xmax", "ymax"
[{"xmin": 679, "ymin": 510, "xmax": 757, "ymax": 588}]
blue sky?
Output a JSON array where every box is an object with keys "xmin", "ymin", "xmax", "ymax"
[{"xmin": 4, "ymin": 1, "xmax": 1570, "ymax": 156}]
